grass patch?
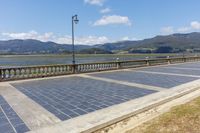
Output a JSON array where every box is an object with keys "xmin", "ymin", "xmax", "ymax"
[{"xmin": 127, "ymin": 97, "xmax": 200, "ymax": 133}]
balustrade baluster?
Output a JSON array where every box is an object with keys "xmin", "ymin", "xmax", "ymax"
[
  {"xmin": 0, "ymin": 69, "xmax": 2, "ymax": 81},
  {"xmin": 41, "ymin": 67, "xmax": 44, "ymax": 76},
  {"xmin": 2, "ymin": 70, "xmax": 6, "ymax": 79},
  {"xmin": 42, "ymin": 67, "xmax": 45, "ymax": 76},
  {"xmin": 54, "ymin": 66, "xmax": 56, "ymax": 74},
  {"xmin": 52, "ymin": 66, "xmax": 55, "ymax": 75},
  {"xmin": 24, "ymin": 68, "xmax": 27, "ymax": 78},
  {"xmin": 44, "ymin": 67, "xmax": 47, "ymax": 76},
  {"xmin": 20, "ymin": 69, "xmax": 24, "ymax": 78},
  {"xmin": 7, "ymin": 69, "xmax": 11, "ymax": 78},
  {"xmin": 64, "ymin": 66, "xmax": 67, "ymax": 73},
  {"xmin": 38, "ymin": 68, "xmax": 41, "ymax": 76},
  {"xmin": 13, "ymin": 69, "xmax": 16, "ymax": 78},
  {"xmin": 60, "ymin": 66, "xmax": 63, "ymax": 73},
  {"xmin": 46, "ymin": 66, "xmax": 49, "ymax": 76},
  {"xmin": 27, "ymin": 68, "xmax": 30, "ymax": 78},
  {"xmin": 57, "ymin": 66, "xmax": 60, "ymax": 74}
]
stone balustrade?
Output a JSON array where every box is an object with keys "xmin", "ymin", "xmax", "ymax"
[{"xmin": 0, "ymin": 56, "xmax": 200, "ymax": 81}]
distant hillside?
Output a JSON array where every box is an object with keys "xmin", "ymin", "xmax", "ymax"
[
  {"xmin": 95, "ymin": 41, "xmax": 138, "ymax": 51},
  {"xmin": 0, "ymin": 39, "xmax": 91, "ymax": 54},
  {"xmin": 133, "ymin": 32, "xmax": 200, "ymax": 49},
  {"xmin": 1, "ymin": 32, "xmax": 200, "ymax": 54},
  {"xmin": 96, "ymin": 32, "xmax": 200, "ymax": 53}
]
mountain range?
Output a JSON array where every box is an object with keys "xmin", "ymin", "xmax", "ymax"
[
  {"xmin": 1, "ymin": 32, "xmax": 200, "ymax": 54},
  {"xmin": 0, "ymin": 39, "xmax": 92, "ymax": 54}
]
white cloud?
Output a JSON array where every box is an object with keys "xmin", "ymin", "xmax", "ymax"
[
  {"xmin": 84, "ymin": 0, "xmax": 105, "ymax": 6},
  {"xmin": 161, "ymin": 26, "xmax": 174, "ymax": 34},
  {"xmin": 56, "ymin": 35, "xmax": 109, "ymax": 45},
  {"xmin": 121, "ymin": 36, "xmax": 129, "ymax": 41},
  {"xmin": 177, "ymin": 21, "xmax": 200, "ymax": 33},
  {"xmin": 1, "ymin": 31, "xmax": 110, "ymax": 45},
  {"xmin": 100, "ymin": 8, "xmax": 111, "ymax": 14},
  {"xmin": 162, "ymin": 21, "xmax": 200, "ymax": 34},
  {"xmin": 177, "ymin": 27, "xmax": 191, "ymax": 32},
  {"xmin": 121, "ymin": 36, "xmax": 138, "ymax": 41},
  {"xmin": 191, "ymin": 21, "xmax": 200, "ymax": 30},
  {"xmin": 93, "ymin": 15, "xmax": 132, "ymax": 26},
  {"xmin": 1, "ymin": 31, "xmax": 55, "ymax": 42}
]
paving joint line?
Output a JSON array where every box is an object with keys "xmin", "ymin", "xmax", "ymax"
[
  {"xmin": 0, "ymin": 83, "xmax": 61, "ymax": 130},
  {"xmin": 20, "ymin": 86, "xmax": 73, "ymax": 118},
  {"xmin": 136, "ymin": 70, "xmax": 200, "ymax": 78},
  {"xmin": 164, "ymin": 66, "xmax": 200, "ymax": 71},
  {"xmin": 78, "ymin": 74, "xmax": 166, "ymax": 92},
  {"xmin": 92, "ymin": 85, "xmax": 200, "ymax": 133},
  {"xmin": 0, "ymin": 105, "xmax": 17, "ymax": 133}
]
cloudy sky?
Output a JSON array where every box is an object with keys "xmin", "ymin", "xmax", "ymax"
[{"xmin": 0, "ymin": 0, "xmax": 200, "ymax": 45}]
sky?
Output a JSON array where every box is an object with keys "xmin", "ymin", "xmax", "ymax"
[{"xmin": 0, "ymin": 0, "xmax": 200, "ymax": 45}]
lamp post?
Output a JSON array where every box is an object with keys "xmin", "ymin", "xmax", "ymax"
[{"xmin": 72, "ymin": 15, "xmax": 79, "ymax": 65}]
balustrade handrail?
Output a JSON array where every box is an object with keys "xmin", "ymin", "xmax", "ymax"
[
  {"xmin": 0, "ymin": 56, "xmax": 200, "ymax": 81},
  {"xmin": 0, "ymin": 64, "xmax": 74, "ymax": 70},
  {"xmin": 76, "ymin": 56, "xmax": 198, "ymax": 65}
]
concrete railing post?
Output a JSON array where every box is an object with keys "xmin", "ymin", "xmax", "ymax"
[
  {"xmin": 72, "ymin": 64, "xmax": 77, "ymax": 74},
  {"xmin": 167, "ymin": 56, "xmax": 171, "ymax": 64},
  {"xmin": 116, "ymin": 58, "xmax": 121, "ymax": 69},
  {"xmin": 184, "ymin": 57, "xmax": 186, "ymax": 62},
  {"xmin": 116, "ymin": 62, "xmax": 121, "ymax": 69}
]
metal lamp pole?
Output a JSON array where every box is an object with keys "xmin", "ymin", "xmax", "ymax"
[{"xmin": 72, "ymin": 15, "xmax": 79, "ymax": 65}]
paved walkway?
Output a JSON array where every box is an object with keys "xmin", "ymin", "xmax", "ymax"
[{"xmin": 1, "ymin": 61, "xmax": 200, "ymax": 133}]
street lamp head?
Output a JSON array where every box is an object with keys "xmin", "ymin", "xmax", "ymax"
[
  {"xmin": 73, "ymin": 15, "xmax": 79, "ymax": 24},
  {"xmin": 74, "ymin": 19, "xmax": 79, "ymax": 24}
]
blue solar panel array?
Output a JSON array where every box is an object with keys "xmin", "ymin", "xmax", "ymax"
[
  {"xmin": 0, "ymin": 96, "xmax": 29, "ymax": 133},
  {"xmin": 91, "ymin": 71, "xmax": 198, "ymax": 88},
  {"xmin": 143, "ymin": 67, "xmax": 200, "ymax": 76},
  {"xmin": 12, "ymin": 77, "xmax": 156, "ymax": 121},
  {"xmin": 11, "ymin": 62, "xmax": 200, "ymax": 123},
  {"xmin": 171, "ymin": 62, "xmax": 200, "ymax": 68}
]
